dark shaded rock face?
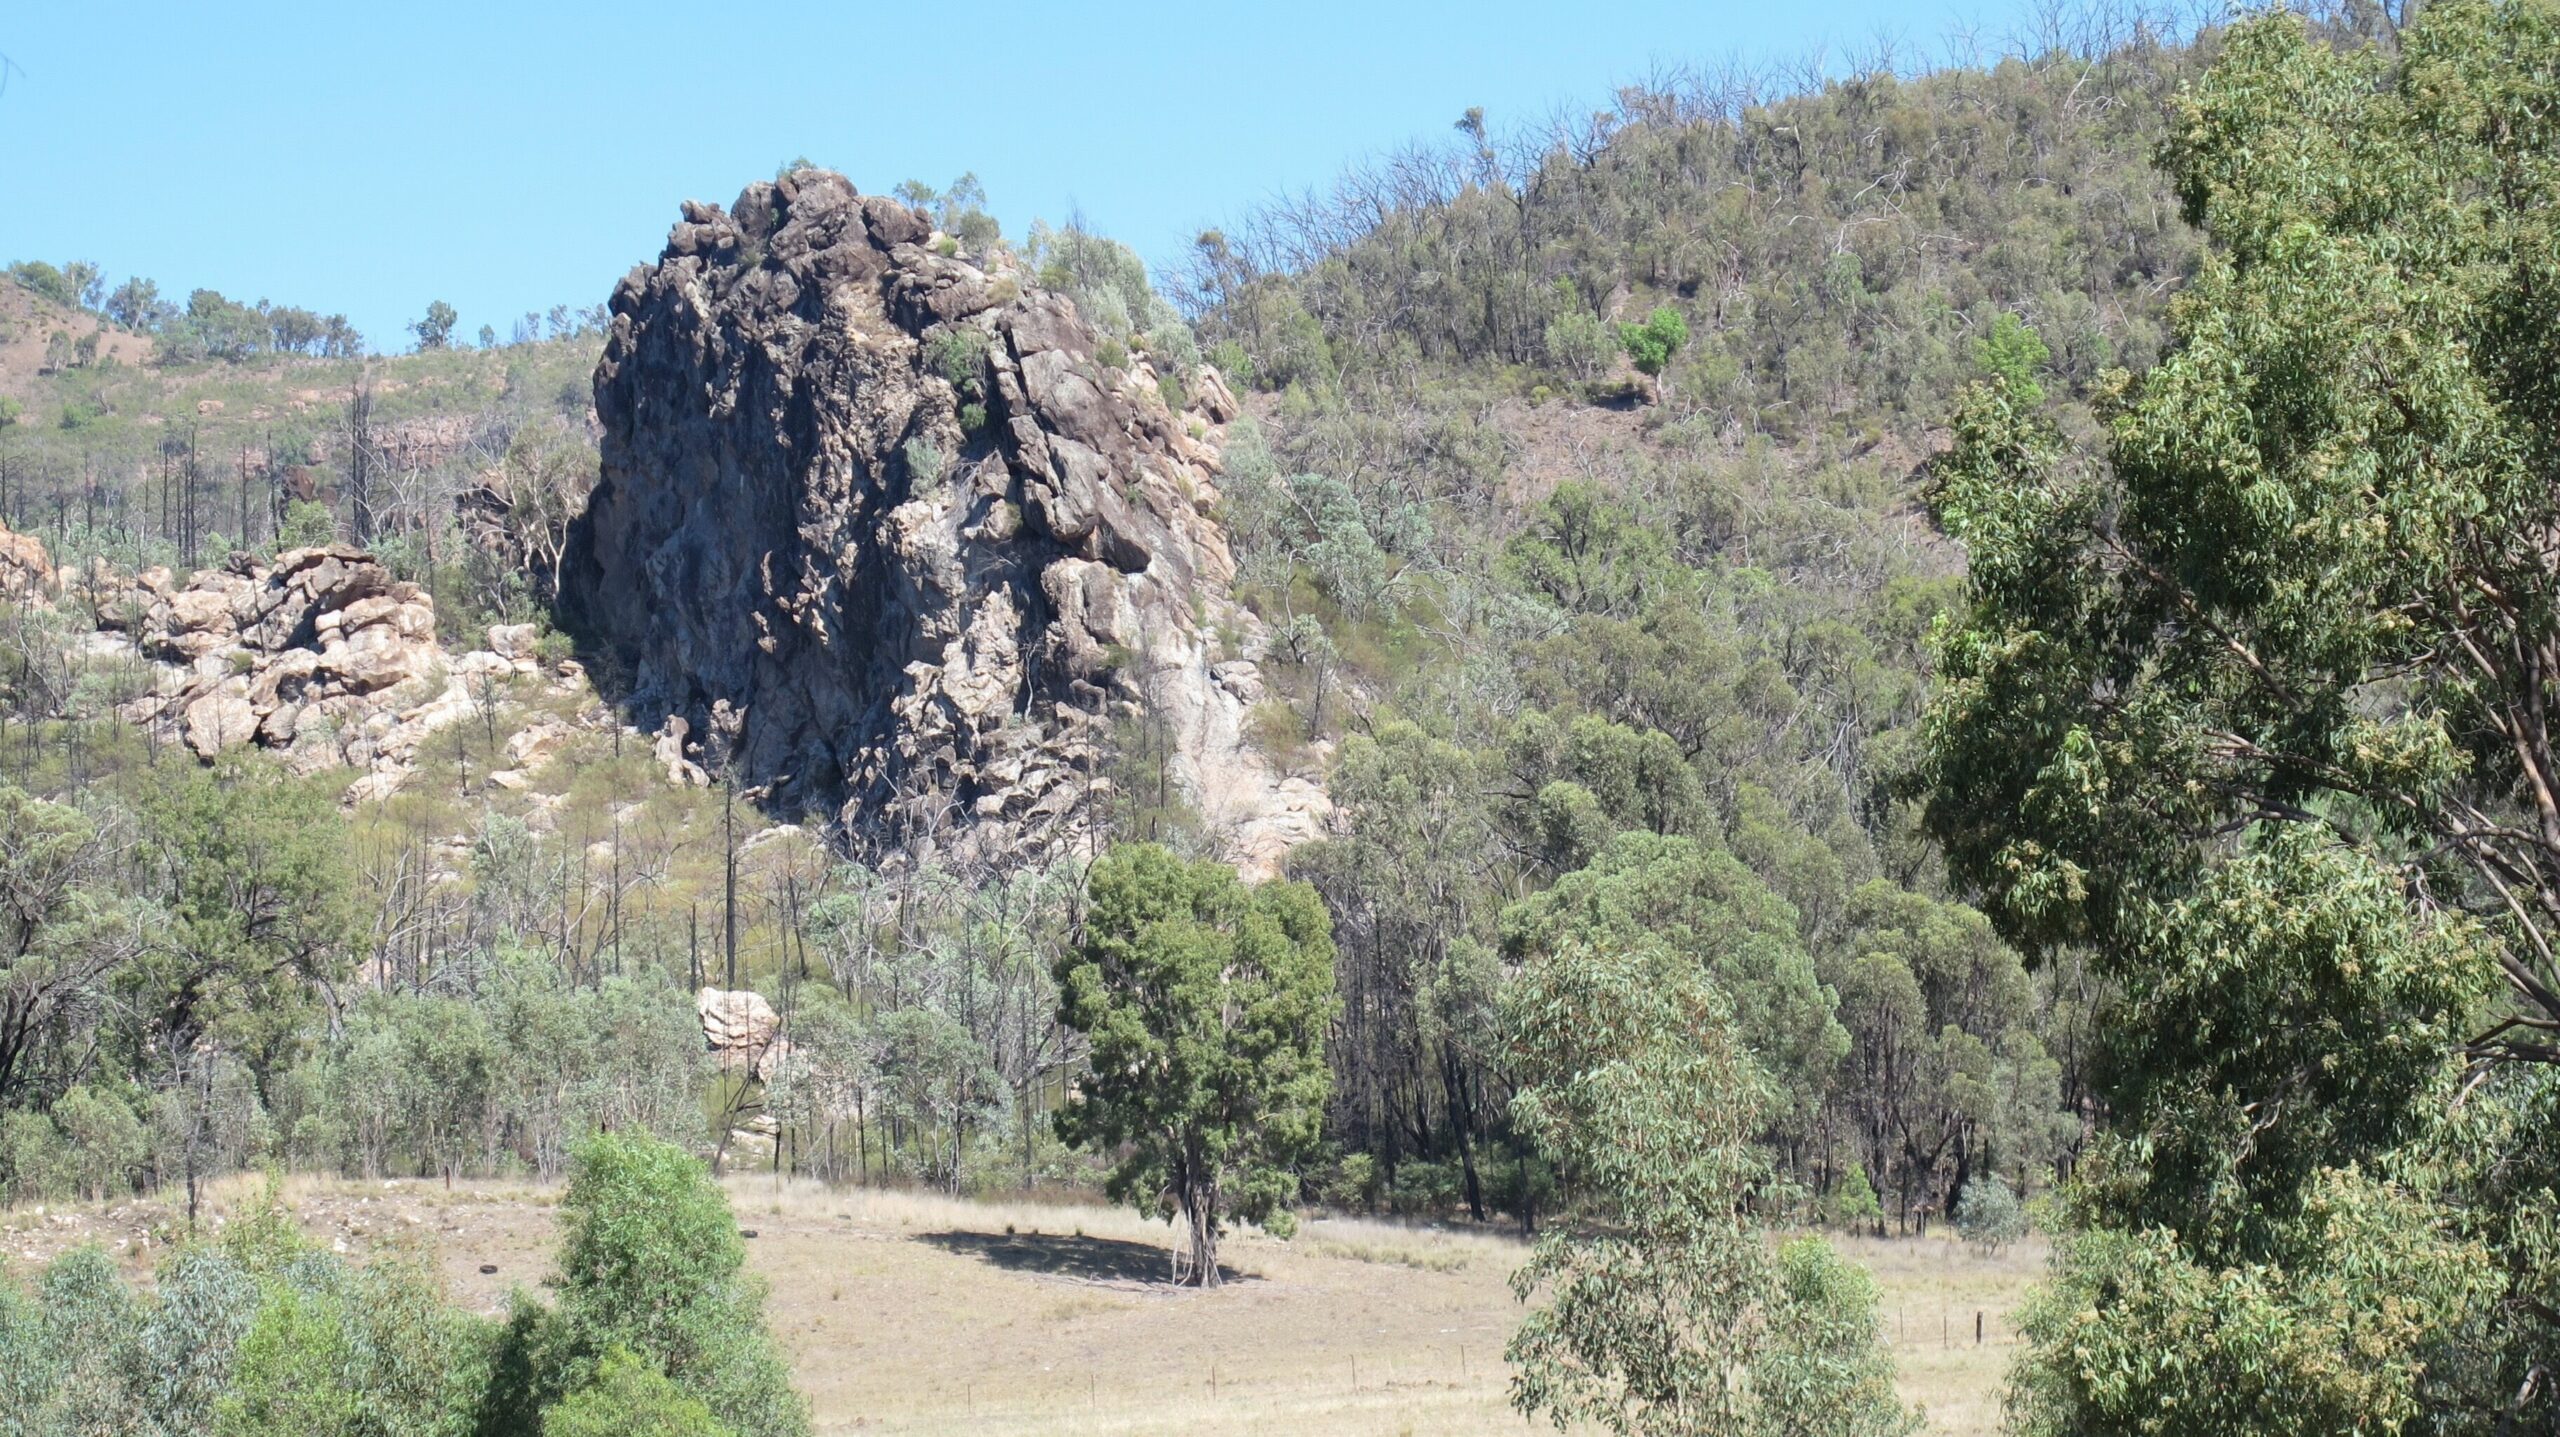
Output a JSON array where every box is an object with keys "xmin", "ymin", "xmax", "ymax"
[{"xmin": 562, "ymin": 170, "xmax": 1321, "ymax": 870}]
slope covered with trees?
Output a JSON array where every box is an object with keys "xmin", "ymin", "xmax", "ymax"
[
  {"xmin": 7, "ymin": 4, "xmax": 2530, "ymax": 1428},
  {"xmin": 1170, "ymin": 8, "xmax": 2268, "ymax": 1229}
]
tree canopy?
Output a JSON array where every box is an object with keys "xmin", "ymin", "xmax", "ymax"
[
  {"xmin": 1916, "ymin": 3, "xmax": 2560, "ymax": 1427},
  {"xmin": 1053, "ymin": 844, "xmax": 1337, "ymax": 1285}
]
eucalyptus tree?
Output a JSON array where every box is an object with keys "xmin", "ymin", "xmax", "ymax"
[{"xmin": 1917, "ymin": 4, "xmax": 2560, "ymax": 1426}]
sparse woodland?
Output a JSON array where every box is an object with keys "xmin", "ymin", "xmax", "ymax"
[{"xmin": 5, "ymin": 2, "xmax": 2557, "ymax": 1432}]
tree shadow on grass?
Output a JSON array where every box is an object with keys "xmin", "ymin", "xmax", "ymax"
[{"xmin": 917, "ymin": 1229, "xmax": 1257, "ymax": 1287}]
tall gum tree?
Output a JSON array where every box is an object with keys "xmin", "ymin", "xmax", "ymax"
[{"xmin": 1915, "ymin": 4, "xmax": 2560, "ymax": 1427}]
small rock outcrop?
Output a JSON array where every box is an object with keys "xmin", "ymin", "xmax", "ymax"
[
  {"xmin": 98, "ymin": 546, "xmax": 447, "ymax": 763},
  {"xmin": 563, "ymin": 169, "xmax": 1324, "ymax": 872}
]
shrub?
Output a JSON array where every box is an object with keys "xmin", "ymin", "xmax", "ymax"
[
  {"xmin": 549, "ymin": 1134, "xmax": 806, "ymax": 1437},
  {"xmin": 1543, "ymin": 305, "xmax": 1614, "ymax": 379},
  {"xmin": 543, "ymin": 1347, "xmax": 729, "ymax": 1437},
  {"xmin": 1207, "ymin": 338, "xmax": 1254, "ymax": 387},
  {"xmin": 1835, "ymin": 1164, "xmax": 1884, "ymax": 1233},
  {"xmin": 1955, "ymin": 1173, "xmax": 2026, "ymax": 1253},
  {"xmin": 922, "ymin": 327, "xmax": 989, "ymax": 394},
  {"xmin": 277, "ymin": 500, "xmax": 339, "ymax": 550},
  {"xmin": 1095, "ymin": 338, "xmax": 1128, "ymax": 372},
  {"xmin": 903, "ymin": 439, "xmax": 945, "ymax": 487}
]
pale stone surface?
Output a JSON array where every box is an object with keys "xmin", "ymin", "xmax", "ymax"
[{"xmin": 697, "ymin": 987, "xmax": 792, "ymax": 1081}]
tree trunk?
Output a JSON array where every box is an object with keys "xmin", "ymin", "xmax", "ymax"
[{"xmin": 1180, "ymin": 1165, "xmax": 1222, "ymax": 1288}]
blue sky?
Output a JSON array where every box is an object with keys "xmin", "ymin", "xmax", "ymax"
[{"xmin": 2, "ymin": 1, "xmax": 2038, "ymax": 350}]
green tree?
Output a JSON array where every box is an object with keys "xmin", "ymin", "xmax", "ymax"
[
  {"xmin": 542, "ymin": 1348, "xmax": 731, "ymax": 1437},
  {"xmin": 104, "ymin": 276, "xmax": 168, "ymax": 331},
  {"xmin": 1053, "ymin": 844, "xmax": 1337, "ymax": 1286},
  {"xmin": 216, "ymin": 1252, "xmax": 488, "ymax": 1437},
  {"xmin": 1951, "ymin": 1173, "xmax": 2023, "ymax": 1254},
  {"xmin": 1833, "ymin": 1163, "xmax": 1882, "ymax": 1235},
  {"xmin": 1501, "ymin": 832, "xmax": 1847, "ymax": 1149},
  {"xmin": 1914, "ymin": 4, "xmax": 2560, "ymax": 1428},
  {"xmin": 410, "ymin": 301, "xmax": 458, "ymax": 351},
  {"xmin": 1968, "ymin": 312, "xmax": 2047, "ymax": 405},
  {"xmin": 1501, "ymin": 935, "xmax": 1909, "ymax": 1437},
  {"xmin": 0, "ymin": 783, "xmax": 154, "ymax": 1111},
  {"xmin": 546, "ymin": 1134, "xmax": 805, "ymax": 1437},
  {"xmin": 140, "ymin": 761, "xmax": 359, "ymax": 1089},
  {"xmin": 1615, "ymin": 305, "xmax": 1688, "ymax": 378}
]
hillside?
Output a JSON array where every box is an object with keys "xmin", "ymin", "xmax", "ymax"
[
  {"xmin": 0, "ymin": 33, "xmax": 2207, "ymax": 1227},
  {"xmin": 14, "ymin": 5, "xmax": 2538, "ymax": 1433}
]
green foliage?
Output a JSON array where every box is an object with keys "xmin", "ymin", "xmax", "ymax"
[
  {"xmin": 1969, "ymin": 312, "xmax": 2047, "ymax": 405},
  {"xmin": 1952, "ymin": 1173, "xmax": 2023, "ymax": 1252},
  {"xmin": 546, "ymin": 1134, "xmax": 805, "ymax": 1437},
  {"xmin": 1914, "ymin": 4, "xmax": 2560, "ymax": 1428},
  {"xmin": 1834, "ymin": 1164, "xmax": 1882, "ymax": 1232},
  {"xmin": 1542, "ymin": 291, "xmax": 1615, "ymax": 380},
  {"xmin": 1053, "ymin": 845, "xmax": 1337, "ymax": 1284},
  {"xmin": 1503, "ymin": 831, "xmax": 1846, "ymax": 1147},
  {"xmin": 1614, "ymin": 305, "xmax": 1688, "ymax": 378},
  {"xmin": 922, "ymin": 327, "xmax": 989, "ymax": 399},
  {"xmin": 0, "ymin": 1166, "xmax": 806, "ymax": 1437},
  {"xmin": 1027, "ymin": 222, "xmax": 1194, "ymax": 366},
  {"xmin": 1499, "ymin": 481, "xmax": 1688, "ymax": 619},
  {"xmin": 1500, "ymin": 934, "xmax": 1910, "ymax": 1437},
  {"xmin": 142, "ymin": 760, "xmax": 361, "ymax": 1075},
  {"xmin": 8, "ymin": 261, "xmax": 78, "ymax": 309},
  {"xmin": 902, "ymin": 438, "xmax": 944, "ymax": 487},
  {"xmin": 2010, "ymin": 1168, "xmax": 2498, "ymax": 1437},
  {"xmin": 543, "ymin": 1348, "xmax": 732, "ymax": 1437},
  {"xmin": 215, "ymin": 1248, "xmax": 490, "ymax": 1437},
  {"xmin": 411, "ymin": 301, "xmax": 459, "ymax": 351}
]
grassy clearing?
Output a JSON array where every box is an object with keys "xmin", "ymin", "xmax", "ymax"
[{"xmin": 4, "ymin": 1175, "xmax": 2042, "ymax": 1435}]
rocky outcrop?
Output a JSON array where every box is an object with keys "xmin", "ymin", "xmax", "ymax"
[
  {"xmin": 563, "ymin": 169, "xmax": 1325, "ymax": 872},
  {"xmin": 697, "ymin": 987, "xmax": 789, "ymax": 1082},
  {"xmin": 98, "ymin": 546, "xmax": 450, "ymax": 762},
  {"xmin": 0, "ymin": 527, "xmax": 54, "ymax": 598}
]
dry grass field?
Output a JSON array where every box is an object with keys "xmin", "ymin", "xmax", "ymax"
[{"xmin": 3, "ymin": 1175, "xmax": 2043, "ymax": 1436}]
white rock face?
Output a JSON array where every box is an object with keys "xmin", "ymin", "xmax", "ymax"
[{"xmin": 697, "ymin": 987, "xmax": 790, "ymax": 1081}]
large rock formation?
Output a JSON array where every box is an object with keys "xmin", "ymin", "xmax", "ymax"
[{"xmin": 562, "ymin": 170, "xmax": 1323, "ymax": 872}]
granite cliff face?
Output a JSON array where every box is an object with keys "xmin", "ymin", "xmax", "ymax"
[{"xmin": 561, "ymin": 170, "xmax": 1323, "ymax": 872}]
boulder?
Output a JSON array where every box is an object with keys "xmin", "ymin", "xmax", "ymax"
[{"xmin": 698, "ymin": 988, "xmax": 788, "ymax": 1079}]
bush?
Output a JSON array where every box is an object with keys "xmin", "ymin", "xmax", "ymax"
[
  {"xmin": 1834, "ymin": 1163, "xmax": 1883, "ymax": 1234},
  {"xmin": 922, "ymin": 327, "xmax": 989, "ymax": 395},
  {"xmin": 1543, "ymin": 305, "xmax": 1614, "ymax": 380},
  {"xmin": 1207, "ymin": 338, "xmax": 1254, "ymax": 388},
  {"xmin": 549, "ymin": 1134, "xmax": 806, "ymax": 1437},
  {"xmin": 543, "ymin": 1347, "xmax": 730, "ymax": 1437},
  {"xmin": 277, "ymin": 500, "xmax": 339, "ymax": 550},
  {"xmin": 1616, "ymin": 305, "xmax": 1689, "ymax": 377},
  {"xmin": 1955, "ymin": 1173, "xmax": 2026, "ymax": 1252}
]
